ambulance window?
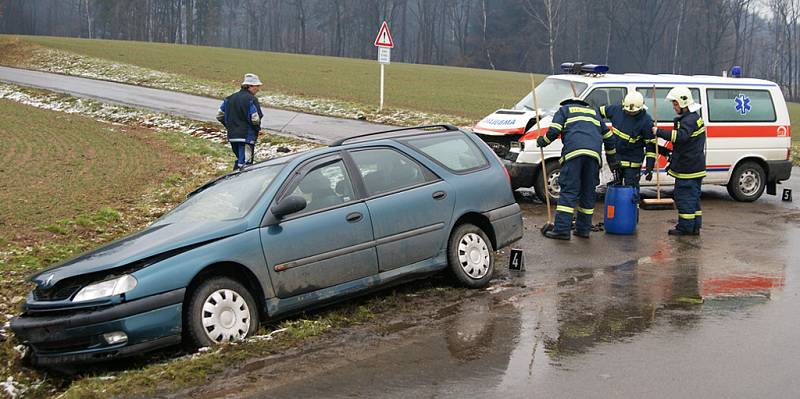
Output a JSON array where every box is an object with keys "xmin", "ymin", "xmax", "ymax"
[
  {"xmin": 707, "ymin": 89, "xmax": 776, "ymax": 122},
  {"xmin": 584, "ymin": 87, "xmax": 627, "ymax": 110},
  {"xmin": 637, "ymin": 87, "xmax": 702, "ymax": 122}
]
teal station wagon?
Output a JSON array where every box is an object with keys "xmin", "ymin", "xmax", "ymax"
[{"xmin": 11, "ymin": 125, "xmax": 523, "ymax": 366}]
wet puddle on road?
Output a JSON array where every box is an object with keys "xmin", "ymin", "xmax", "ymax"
[{"xmin": 191, "ymin": 184, "xmax": 800, "ymax": 399}]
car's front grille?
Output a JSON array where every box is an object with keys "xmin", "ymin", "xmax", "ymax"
[
  {"xmin": 32, "ymin": 336, "xmax": 100, "ymax": 354},
  {"xmin": 33, "ymin": 282, "xmax": 82, "ymax": 301}
]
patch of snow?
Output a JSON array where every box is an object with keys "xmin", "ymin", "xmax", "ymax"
[
  {"xmin": 248, "ymin": 327, "xmax": 288, "ymax": 342},
  {"xmin": 22, "ymin": 47, "xmax": 475, "ymax": 128},
  {"xmin": 1, "ymin": 377, "xmax": 23, "ymax": 398},
  {"xmin": 0, "ymin": 83, "xmax": 314, "ymax": 164}
]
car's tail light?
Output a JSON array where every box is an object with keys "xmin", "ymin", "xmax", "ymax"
[{"xmin": 489, "ymin": 150, "xmax": 510, "ymax": 182}]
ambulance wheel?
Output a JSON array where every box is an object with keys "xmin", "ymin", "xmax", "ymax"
[
  {"xmin": 534, "ymin": 160, "xmax": 561, "ymax": 202},
  {"xmin": 727, "ymin": 161, "xmax": 765, "ymax": 202},
  {"xmin": 448, "ymin": 223, "xmax": 494, "ymax": 289}
]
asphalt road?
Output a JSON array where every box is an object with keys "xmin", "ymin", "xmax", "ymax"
[
  {"xmin": 0, "ymin": 66, "xmax": 388, "ymax": 143},
  {"xmin": 179, "ymin": 171, "xmax": 800, "ymax": 399}
]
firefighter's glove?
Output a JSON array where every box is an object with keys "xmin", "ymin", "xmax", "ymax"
[
  {"xmin": 644, "ymin": 159, "xmax": 655, "ymax": 181},
  {"xmin": 607, "ymin": 157, "xmax": 620, "ymax": 172},
  {"xmin": 536, "ymin": 136, "xmax": 548, "ymax": 148},
  {"xmin": 658, "ymin": 145, "xmax": 672, "ymax": 158}
]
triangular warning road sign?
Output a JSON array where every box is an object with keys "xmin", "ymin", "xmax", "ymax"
[{"xmin": 374, "ymin": 21, "xmax": 394, "ymax": 48}]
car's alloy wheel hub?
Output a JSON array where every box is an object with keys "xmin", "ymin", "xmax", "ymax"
[
  {"xmin": 202, "ymin": 289, "xmax": 251, "ymax": 343},
  {"xmin": 458, "ymin": 233, "xmax": 490, "ymax": 279},
  {"xmin": 739, "ymin": 170, "xmax": 760, "ymax": 195}
]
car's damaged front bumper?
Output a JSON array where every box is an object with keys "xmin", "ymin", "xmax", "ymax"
[{"xmin": 10, "ymin": 289, "xmax": 185, "ymax": 366}]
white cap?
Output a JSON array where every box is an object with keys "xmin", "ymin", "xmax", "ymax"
[{"xmin": 242, "ymin": 73, "xmax": 262, "ymax": 86}]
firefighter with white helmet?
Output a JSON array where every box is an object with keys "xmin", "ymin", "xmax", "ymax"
[
  {"xmin": 652, "ymin": 86, "xmax": 706, "ymax": 236},
  {"xmin": 599, "ymin": 91, "xmax": 657, "ymax": 203}
]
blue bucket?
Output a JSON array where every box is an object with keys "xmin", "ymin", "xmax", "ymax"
[{"xmin": 604, "ymin": 185, "xmax": 638, "ymax": 235}]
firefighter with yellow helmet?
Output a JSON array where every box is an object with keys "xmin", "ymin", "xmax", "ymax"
[
  {"xmin": 652, "ymin": 86, "xmax": 706, "ymax": 236},
  {"xmin": 599, "ymin": 91, "xmax": 656, "ymax": 202}
]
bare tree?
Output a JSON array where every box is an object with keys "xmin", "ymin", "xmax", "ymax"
[
  {"xmin": 521, "ymin": 0, "xmax": 564, "ymax": 74},
  {"xmin": 481, "ymin": 0, "xmax": 495, "ymax": 70}
]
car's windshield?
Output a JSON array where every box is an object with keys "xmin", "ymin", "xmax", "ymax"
[
  {"xmin": 154, "ymin": 164, "xmax": 284, "ymax": 224},
  {"xmin": 513, "ymin": 78, "xmax": 588, "ymax": 114}
]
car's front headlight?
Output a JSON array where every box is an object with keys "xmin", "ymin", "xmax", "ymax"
[{"xmin": 72, "ymin": 275, "xmax": 138, "ymax": 302}]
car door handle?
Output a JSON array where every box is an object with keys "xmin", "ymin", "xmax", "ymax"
[
  {"xmin": 346, "ymin": 212, "xmax": 363, "ymax": 223},
  {"xmin": 432, "ymin": 191, "xmax": 447, "ymax": 200}
]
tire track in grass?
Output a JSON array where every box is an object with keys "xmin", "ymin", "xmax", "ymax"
[{"xmin": 0, "ymin": 99, "xmax": 191, "ymax": 245}]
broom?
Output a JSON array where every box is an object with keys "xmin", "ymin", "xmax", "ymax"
[
  {"xmin": 531, "ymin": 75, "xmax": 554, "ymax": 233},
  {"xmin": 641, "ymin": 85, "xmax": 675, "ymax": 210}
]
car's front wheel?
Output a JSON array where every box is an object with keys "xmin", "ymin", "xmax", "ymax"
[
  {"xmin": 185, "ymin": 277, "xmax": 259, "ymax": 348},
  {"xmin": 448, "ymin": 223, "xmax": 494, "ymax": 288}
]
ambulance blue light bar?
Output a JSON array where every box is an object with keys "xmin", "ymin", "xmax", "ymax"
[
  {"xmin": 560, "ymin": 62, "xmax": 610, "ymax": 75},
  {"xmin": 730, "ymin": 65, "xmax": 742, "ymax": 78}
]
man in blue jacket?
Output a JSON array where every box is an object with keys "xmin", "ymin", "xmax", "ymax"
[
  {"xmin": 537, "ymin": 98, "xmax": 617, "ymax": 240},
  {"xmin": 600, "ymin": 91, "xmax": 657, "ymax": 202},
  {"xmin": 217, "ymin": 73, "xmax": 264, "ymax": 171},
  {"xmin": 652, "ymin": 86, "xmax": 706, "ymax": 236}
]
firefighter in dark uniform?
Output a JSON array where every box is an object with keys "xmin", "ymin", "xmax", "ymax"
[
  {"xmin": 652, "ymin": 86, "xmax": 706, "ymax": 236},
  {"xmin": 217, "ymin": 73, "xmax": 264, "ymax": 171},
  {"xmin": 537, "ymin": 98, "xmax": 617, "ymax": 240},
  {"xmin": 600, "ymin": 91, "xmax": 657, "ymax": 202}
]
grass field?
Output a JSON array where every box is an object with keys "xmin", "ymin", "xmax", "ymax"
[
  {"xmin": 1, "ymin": 35, "xmax": 536, "ymax": 121},
  {"xmin": 0, "ymin": 99, "xmax": 194, "ymax": 245}
]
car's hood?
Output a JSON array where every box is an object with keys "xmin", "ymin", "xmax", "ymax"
[{"xmin": 32, "ymin": 219, "xmax": 248, "ymax": 288}]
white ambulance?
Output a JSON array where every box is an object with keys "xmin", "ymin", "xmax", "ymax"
[{"xmin": 473, "ymin": 64, "xmax": 793, "ymax": 202}]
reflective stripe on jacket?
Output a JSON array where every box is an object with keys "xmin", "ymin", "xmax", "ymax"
[
  {"xmin": 655, "ymin": 111, "xmax": 706, "ymax": 179},
  {"xmin": 543, "ymin": 99, "xmax": 616, "ymax": 165},
  {"xmin": 600, "ymin": 104, "xmax": 656, "ymax": 169}
]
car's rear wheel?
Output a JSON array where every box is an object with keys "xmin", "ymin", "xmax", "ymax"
[
  {"xmin": 727, "ymin": 161, "xmax": 766, "ymax": 202},
  {"xmin": 448, "ymin": 223, "xmax": 494, "ymax": 288},
  {"xmin": 185, "ymin": 277, "xmax": 259, "ymax": 348},
  {"xmin": 534, "ymin": 160, "xmax": 561, "ymax": 202}
]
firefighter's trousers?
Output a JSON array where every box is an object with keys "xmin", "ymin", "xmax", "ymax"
[
  {"xmin": 554, "ymin": 156, "xmax": 599, "ymax": 235},
  {"xmin": 674, "ymin": 177, "xmax": 703, "ymax": 233},
  {"xmin": 621, "ymin": 167, "xmax": 642, "ymax": 203}
]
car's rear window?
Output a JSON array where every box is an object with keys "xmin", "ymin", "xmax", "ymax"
[{"xmin": 402, "ymin": 133, "xmax": 488, "ymax": 173}]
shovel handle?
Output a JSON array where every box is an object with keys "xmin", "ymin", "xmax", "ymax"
[
  {"xmin": 652, "ymin": 85, "xmax": 663, "ymax": 201},
  {"xmin": 531, "ymin": 74, "xmax": 553, "ymax": 224}
]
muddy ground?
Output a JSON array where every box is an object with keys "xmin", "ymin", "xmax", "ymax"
[{"xmin": 164, "ymin": 169, "xmax": 800, "ymax": 399}]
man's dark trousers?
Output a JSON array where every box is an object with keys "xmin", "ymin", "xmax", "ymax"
[
  {"xmin": 554, "ymin": 156, "xmax": 600, "ymax": 236},
  {"xmin": 674, "ymin": 177, "xmax": 702, "ymax": 233},
  {"xmin": 621, "ymin": 167, "xmax": 641, "ymax": 202}
]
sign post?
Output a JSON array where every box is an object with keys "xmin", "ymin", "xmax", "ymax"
[{"xmin": 374, "ymin": 21, "xmax": 394, "ymax": 111}]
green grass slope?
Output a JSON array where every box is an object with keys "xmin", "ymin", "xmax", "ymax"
[{"xmin": 14, "ymin": 35, "xmax": 535, "ymax": 120}]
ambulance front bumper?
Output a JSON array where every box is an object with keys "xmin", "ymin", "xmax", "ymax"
[{"xmin": 502, "ymin": 148, "xmax": 538, "ymax": 190}]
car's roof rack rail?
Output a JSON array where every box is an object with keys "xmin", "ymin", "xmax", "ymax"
[{"xmin": 329, "ymin": 124, "xmax": 459, "ymax": 147}]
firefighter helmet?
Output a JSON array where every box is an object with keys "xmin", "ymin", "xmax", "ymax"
[
  {"xmin": 665, "ymin": 86, "xmax": 694, "ymax": 108},
  {"xmin": 622, "ymin": 92, "xmax": 644, "ymax": 114}
]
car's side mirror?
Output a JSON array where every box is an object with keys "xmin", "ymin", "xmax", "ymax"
[{"xmin": 270, "ymin": 195, "xmax": 307, "ymax": 221}]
